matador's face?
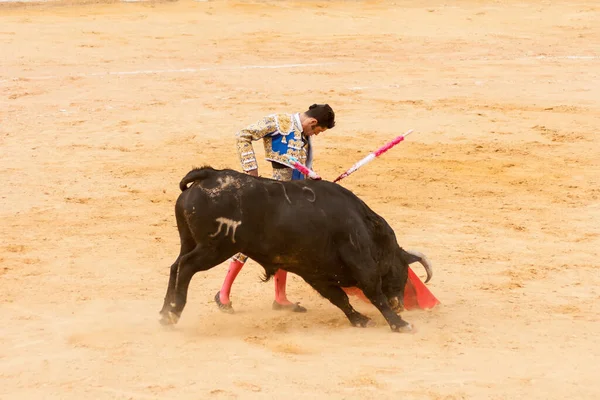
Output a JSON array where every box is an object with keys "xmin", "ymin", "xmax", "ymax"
[{"xmin": 303, "ymin": 118, "xmax": 327, "ymax": 137}]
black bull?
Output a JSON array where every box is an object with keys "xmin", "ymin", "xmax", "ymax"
[{"xmin": 159, "ymin": 166, "xmax": 433, "ymax": 332}]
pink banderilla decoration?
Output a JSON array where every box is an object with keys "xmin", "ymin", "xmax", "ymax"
[
  {"xmin": 287, "ymin": 156, "xmax": 322, "ymax": 180},
  {"xmin": 286, "ymin": 129, "xmax": 441, "ymax": 311},
  {"xmin": 333, "ymin": 129, "xmax": 413, "ymax": 183}
]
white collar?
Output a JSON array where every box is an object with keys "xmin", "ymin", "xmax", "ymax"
[{"xmin": 293, "ymin": 113, "xmax": 302, "ymax": 132}]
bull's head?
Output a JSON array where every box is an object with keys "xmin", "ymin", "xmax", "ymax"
[{"xmin": 384, "ymin": 248, "xmax": 433, "ymax": 314}]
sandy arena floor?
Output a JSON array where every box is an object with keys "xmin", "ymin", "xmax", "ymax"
[{"xmin": 1, "ymin": 0, "xmax": 599, "ymax": 398}]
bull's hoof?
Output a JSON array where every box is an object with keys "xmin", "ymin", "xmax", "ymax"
[
  {"xmin": 215, "ymin": 291, "xmax": 234, "ymax": 314},
  {"xmin": 159, "ymin": 311, "xmax": 180, "ymax": 326},
  {"xmin": 390, "ymin": 321, "xmax": 412, "ymax": 333},
  {"xmin": 353, "ymin": 319, "xmax": 376, "ymax": 328},
  {"xmin": 350, "ymin": 313, "xmax": 374, "ymax": 328},
  {"xmin": 272, "ymin": 301, "xmax": 307, "ymax": 313}
]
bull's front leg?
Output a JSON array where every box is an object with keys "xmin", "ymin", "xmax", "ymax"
[
  {"xmin": 340, "ymin": 247, "xmax": 412, "ymax": 333},
  {"xmin": 362, "ymin": 285, "xmax": 412, "ymax": 333},
  {"xmin": 306, "ymin": 281, "xmax": 374, "ymax": 328}
]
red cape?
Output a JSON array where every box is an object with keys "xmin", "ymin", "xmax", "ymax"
[{"xmin": 342, "ymin": 267, "xmax": 440, "ymax": 310}]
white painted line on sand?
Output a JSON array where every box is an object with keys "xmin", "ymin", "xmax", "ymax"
[
  {"xmin": 534, "ymin": 55, "xmax": 598, "ymax": 60},
  {"xmin": 98, "ymin": 387, "xmax": 158, "ymax": 399},
  {"xmin": 2, "ymin": 56, "xmax": 595, "ymax": 85},
  {"xmin": 349, "ymin": 84, "xmax": 400, "ymax": 91},
  {"xmin": 11, "ymin": 339, "xmax": 45, "ymax": 349},
  {"xmin": 2, "ymin": 62, "xmax": 339, "ymax": 83}
]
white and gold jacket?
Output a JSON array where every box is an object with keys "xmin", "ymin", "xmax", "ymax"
[{"xmin": 235, "ymin": 113, "xmax": 313, "ymax": 174}]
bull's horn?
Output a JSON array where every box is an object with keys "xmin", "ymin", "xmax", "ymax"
[{"xmin": 404, "ymin": 249, "xmax": 433, "ymax": 283}]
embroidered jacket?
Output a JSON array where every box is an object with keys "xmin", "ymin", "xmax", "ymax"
[{"xmin": 236, "ymin": 113, "xmax": 313, "ymax": 176}]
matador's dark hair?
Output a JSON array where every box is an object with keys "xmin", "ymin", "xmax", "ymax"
[{"xmin": 305, "ymin": 104, "xmax": 336, "ymax": 129}]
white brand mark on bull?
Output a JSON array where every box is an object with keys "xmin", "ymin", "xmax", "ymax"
[
  {"xmin": 274, "ymin": 182, "xmax": 292, "ymax": 204},
  {"xmin": 217, "ymin": 176, "xmax": 239, "ymax": 189},
  {"xmin": 303, "ymin": 187, "xmax": 316, "ymax": 202},
  {"xmin": 201, "ymin": 176, "xmax": 242, "ymax": 198},
  {"xmin": 209, "ymin": 217, "xmax": 242, "ymax": 243}
]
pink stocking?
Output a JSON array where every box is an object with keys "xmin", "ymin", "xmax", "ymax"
[
  {"xmin": 274, "ymin": 269, "xmax": 292, "ymax": 305},
  {"xmin": 219, "ymin": 258, "xmax": 245, "ymax": 304}
]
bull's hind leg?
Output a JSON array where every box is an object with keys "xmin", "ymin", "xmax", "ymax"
[
  {"xmin": 159, "ymin": 244, "xmax": 231, "ymax": 325},
  {"xmin": 159, "ymin": 239, "xmax": 197, "ymax": 318},
  {"xmin": 305, "ymin": 281, "xmax": 373, "ymax": 328},
  {"xmin": 160, "ymin": 206, "xmax": 197, "ymax": 319},
  {"xmin": 159, "ymin": 258, "xmax": 182, "ymax": 317}
]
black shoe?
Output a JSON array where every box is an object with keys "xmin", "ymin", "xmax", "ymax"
[
  {"xmin": 272, "ymin": 301, "xmax": 307, "ymax": 313},
  {"xmin": 215, "ymin": 291, "xmax": 234, "ymax": 314}
]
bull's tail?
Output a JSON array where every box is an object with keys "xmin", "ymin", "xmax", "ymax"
[
  {"xmin": 260, "ymin": 269, "xmax": 276, "ymax": 283},
  {"xmin": 179, "ymin": 167, "xmax": 212, "ymax": 192},
  {"xmin": 400, "ymin": 248, "xmax": 433, "ymax": 283}
]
